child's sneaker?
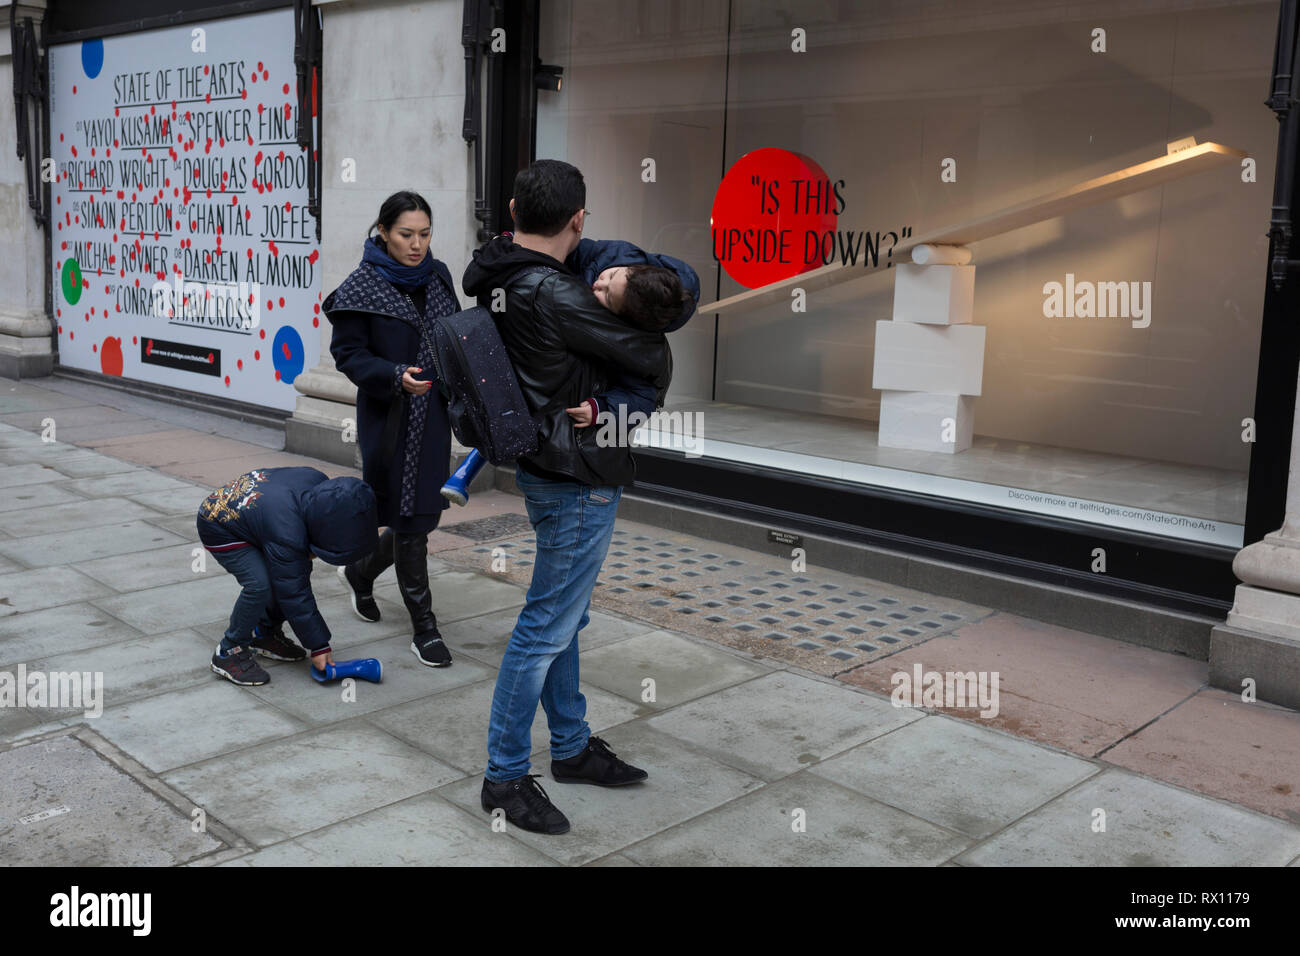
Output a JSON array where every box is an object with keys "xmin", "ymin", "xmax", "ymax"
[
  {"xmin": 248, "ymin": 625, "xmax": 306, "ymax": 661},
  {"xmin": 211, "ymin": 645, "xmax": 271, "ymax": 685}
]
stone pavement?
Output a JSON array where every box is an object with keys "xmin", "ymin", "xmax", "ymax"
[{"xmin": 1, "ymin": 373, "xmax": 1299, "ymax": 866}]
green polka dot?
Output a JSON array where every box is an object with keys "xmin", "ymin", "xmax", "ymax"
[{"xmin": 61, "ymin": 258, "xmax": 83, "ymax": 305}]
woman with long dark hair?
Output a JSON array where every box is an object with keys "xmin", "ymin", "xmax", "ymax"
[{"xmin": 323, "ymin": 190, "xmax": 457, "ymax": 667}]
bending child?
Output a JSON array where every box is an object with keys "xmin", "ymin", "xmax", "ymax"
[{"xmin": 197, "ymin": 467, "xmax": 378, "ymax": 686}]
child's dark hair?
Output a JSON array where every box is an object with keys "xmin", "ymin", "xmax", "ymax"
[
  {"xmin": 621, "ymin": 266, "xmax": 689, "ymax": 331},
  {"xmin": 370, "ymin": 190, "xmax": 432, "ymax": 235},
  {"xmin": 511, "ymin": 160, "xmax": 586, "ymax": 236}
]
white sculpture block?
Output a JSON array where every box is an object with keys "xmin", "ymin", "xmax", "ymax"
[
  {"xmin": 878, "ymin": 391, "xmax": 974, "ymax": 453},
  {"xmin": 892, "ymin": 263, "xmax": 975, "ymax": 325},
  {"xmin": 872, "ymin": 320, "xmax": 986, "ymax": 396}
]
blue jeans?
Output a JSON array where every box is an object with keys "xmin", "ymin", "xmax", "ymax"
[
  {"xmin": 484, "ymin": 465, "xmax": 622, "ymax": 782},
  {"xmin": 209, "ymin": 545, "xmax": 285, "ymax": 653}
]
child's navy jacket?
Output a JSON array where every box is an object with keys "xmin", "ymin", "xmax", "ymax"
[
  {"xmin": 566, "ymin": 238, "xmax": 700, "ymax": 332},
  {"xmin": 196, "ymin": 467, "xmax": 378, "ymax": 652}
]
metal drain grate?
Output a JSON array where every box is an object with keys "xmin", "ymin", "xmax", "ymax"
[
  {"xmin": 443, "ymin": 522, "xmax": 992, "ymax": 676},
  {"xmin": 442, "ymin": 513, "xmax": 535, "ymax": 542}
]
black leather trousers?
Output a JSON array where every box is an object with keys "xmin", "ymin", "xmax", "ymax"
[{"xmin": 347, "ymin": 527, "xmax": 437, "ymax": 635}]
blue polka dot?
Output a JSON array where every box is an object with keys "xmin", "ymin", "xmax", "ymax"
[
  {"xmin": 272, "ymin": 325, "xmax": 305, "ymax": 385},
  {"xmin": 81, "ymin": 39, "xmax": 104, "ymax": 79}
]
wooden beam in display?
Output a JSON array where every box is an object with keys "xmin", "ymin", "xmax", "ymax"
[{"xmin": 698, "ymin": 141, "xmax": 1249, "ymax": 318}]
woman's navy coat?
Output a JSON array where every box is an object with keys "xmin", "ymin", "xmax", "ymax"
[{"xmin": 324, "ymin": 259, "xmax": 457, "ymax": 532}]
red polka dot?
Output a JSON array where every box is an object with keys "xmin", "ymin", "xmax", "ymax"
[
  {"xmin": 237, "ymin": 359, "xmax": 243, "ymax": 370},
  {"xmin": 281, "ymin": 342, "xmax": 292, "ymax": 360},
  {"xmin": 312, "ymin": 317, "xmax": 319, "ymax": 327},
  {"xmin": 254, "ymin": 350, "xmax": 260, "ymax": 360},
  {"xmin": 266, "ymin": 300, "xmax": 273, "ymax": 311},
  {"xmin": 282, "ymin": 83, "xmax": 290, "ymax": 94},
  {"xmin": 259, "ymin": 329, "xmax": 266, "ymax": 339},
  {"xmin": 278, "ymin": 297, "xmax": 285, "ymax": 308},
  {"xmin": 274, "ymin": 369, "xmax": 280, "ymax": 381},
  {"xmin": 224, "ymin": 375, "xmax": 230, "ymax": 386}
]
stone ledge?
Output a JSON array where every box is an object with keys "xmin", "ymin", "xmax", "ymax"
[{"xmin": 1209, "ymin": 622, "xmax": 1300, "ymax": 710}]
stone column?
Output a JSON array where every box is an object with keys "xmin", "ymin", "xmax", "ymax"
[
  {"xmin": 0, "ymin": 0, "xmax": 55, "ymax": 380},
  {"xmin": 1210, "ymin": 357, "xmax": 1300, "ymax": 709},
  {"xmin": 286, "ymin": 0, "xmax": 484, "ymax": 482}
]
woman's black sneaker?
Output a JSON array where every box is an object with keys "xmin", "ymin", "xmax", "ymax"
[
  {"xmin": 411, "ymin": 628, "xmax": 452, "ymax": 667},
  {"xmin": 211, "ymin": 645, "xmax": 271, "ymax": 686},
  {"xmin": 338, "ymin": 565, "xmax": 381, "ymax": 623},
  {"xmin": 481, "ymin": 774, "xmax": 570, "ymax": 834},
  {"xmin": 551, "ymin": 736, "xmax": 648, "ymax": 787},
  {"xmin": 248, "ymin": 625, "xmax": 306, "ymax": 661}
]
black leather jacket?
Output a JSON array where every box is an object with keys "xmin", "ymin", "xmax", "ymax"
[{"xmin": 462, "ymin": 237, "xmax": 673, "ymax": 487}]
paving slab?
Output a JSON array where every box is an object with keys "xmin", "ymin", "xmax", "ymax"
[
  {"xmin": 0, "ymin": 403, "xmax": 148, "ymax": 431},
  {"xmin": 0, "ymin": 520, "xmax": 186, "ymax": 568},
  {"xmin": 43, "ymin": 453, "xmax": 142, "ymax": 478},
  {"xmin": 435, "ymin": 722, "xmax": 766, "ymax": 866},
  {"xmin": 92, "ymin": 574, "xmax": 242, "ymax": 635},
  {"xmin": 0, "ymin": 483, "xmax": 84, "ymax": 514},
  {"xmin": 0, "ymin": 704, "xmax": 45, "ymax": 740},
  {"xmin": 446, "ymin": 604, "xmax": 661, "ymax": 668},
  {"xmin": 74, "ymin": 542, "xmax": 223, "ymax": 592},
  {"xmin": 94, "ymin": 680, "xmax": 311, "ymax": 773},
  {"xmin": 57, "ymin": 470, "xmax": 200, "ymax": 500},
  {"xmin": 245, "ymin": 631, "xmax": 496, "ymax": 726},
  {"xmin": 0, "ymin": 463, "xmax": 65, "ymax": 489},
  {"xmin": 0, "ymin": 733, "xmax": 224, "ymax": 865},
  {"xmin": 0, "ymin": 386, "xmax": 96, "ymax": 415},
  {"xmin": 140, "ymin": 514, "xmax": 202, "ymax": 540},
  {"xmin": 622, "ymin": 771, "xmax": 972, "ymax": 867},
  {"xmin": 0, "ymin": 496, "xmax": 161, "ymax": 536},
  {"xmin": 648, "ymin": 670, "xmax": 920, "ymax": 781},
  {"xmin": 188, "ymin": 590, "xmax": 412, "ymax": 643},
  {"xmin": 164, "ymin": 722, "xmax": 463, "ymax": 847},
  {"xmin": 18, "ymin": 629, "xmax": 216, "ymax": 717},
  {"xmin": 129, "ymin": 486, "xmax": 211, "ymax": 516},
  {"xmin": 579, "ymin": 630, "xmax": 774, "ymax": 711},
  {"xmin": 374, "ymin": 569, "xmax": 527, "ymax": 627},
  {"xmin": 810, "ymin": 715, "xmax": 1099, "ymax": 838},
  {"xmin": 0, "ymin": 602, "xmax": 143, "ymax": 667},
  {"xmin": 76, "ymin": 429, "xmax": 267, "ymax": 469},
  {"xmin": 0, "ymin": 566, "xmax": 113, "ymax": 616},
  {"xmin": 1103, "ymin": 688, "xmax": 1300, "ymax": 824},
  {"xmin": 367, "ymin": 677, "xmax": 645, "ymax": 774},
  {"xmin": 56, "ymin": 420, "xmax": 184, "ymax": 444},
  {"xmin": 957, "ymin": 769, "xmax": 1300, "ymax": 866},
  {"xmin": 838, "ymin": 613, "xmax": 1208, "ymax": 756},
  {"xmin": 219, "ymin": 792, "xmax": 557, "ymax": 867},
  {"xmin": 165, "ymin": 453, "xmax": 360, "ymax": 488}
]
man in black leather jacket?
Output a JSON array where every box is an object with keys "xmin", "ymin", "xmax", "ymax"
[{"xmin": 462, "ymin": 160, "xmax": 672, "ymax": 835}]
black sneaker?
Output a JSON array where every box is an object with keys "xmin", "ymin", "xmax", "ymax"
[
  {"xmin": 551, "ymin": 736, "xmax": 648, "ymax": 787},
  {"xmin": 339, "ymin": 565, "xmax": 381, "ymax": 623},
  {"xmin": 411, "ymin": 628, "xmax": 452, "ymax": 667},
  {"xmin": 211, "ymin": 645, "xmax": 270, "ymax": 686},
  {"xmin": 248, "ymin": 625, "xmax": 306, "ymax": 662},
  {"xmin": 481, "ymin": 775, "xmax": 570, "ymax": 834}
]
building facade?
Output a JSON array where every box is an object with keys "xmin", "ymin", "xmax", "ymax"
[{"xmin": 5, "ymin": 0, "xmax": 1300, "ymax": 703}]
